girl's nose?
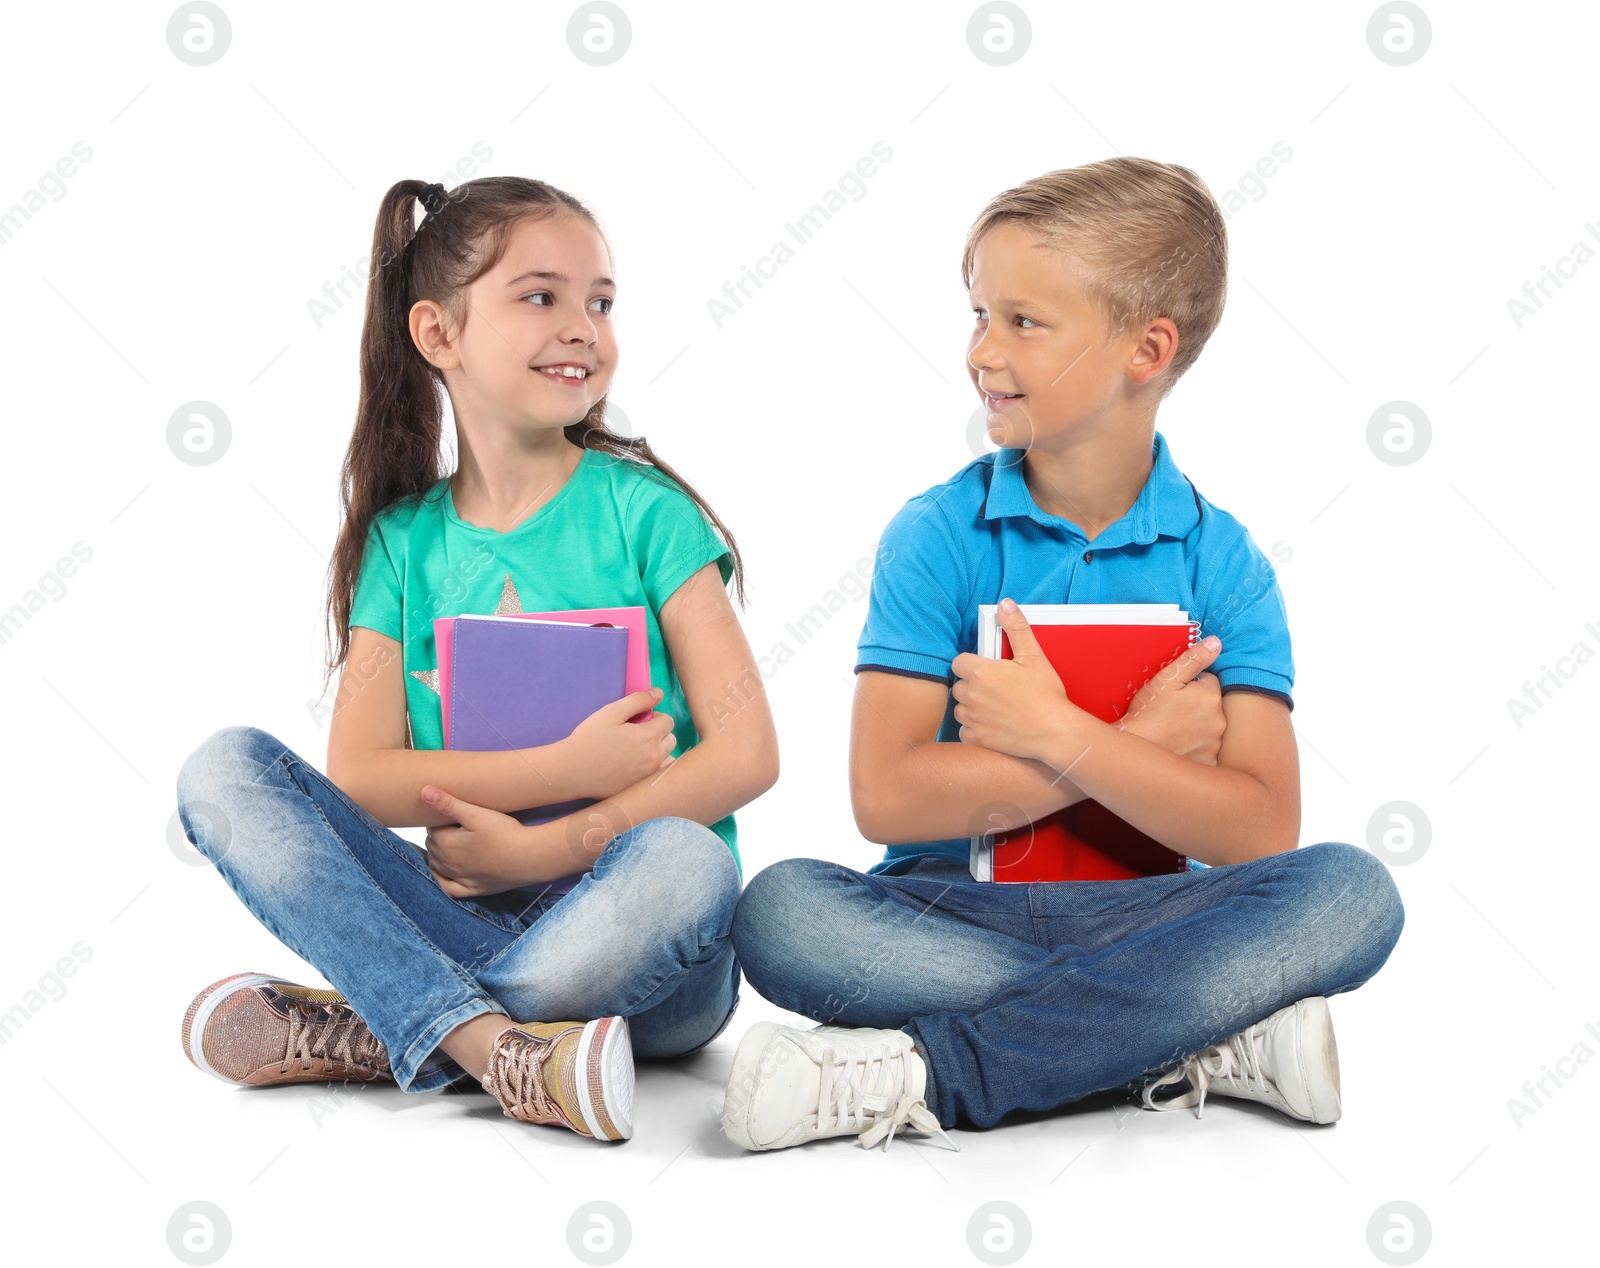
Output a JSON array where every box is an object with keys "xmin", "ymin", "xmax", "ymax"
[{"xmin": 559, "ymin": 306, "xmax": 598, "ymax": 343}]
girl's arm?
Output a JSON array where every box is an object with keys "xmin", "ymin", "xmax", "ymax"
[
  {"xmin": 326, "ymin": 626, "xmax": 665, "ymax": 828},
  {"xmin": 532, "ymin": 561, "xmax": 780, "ymax": 871}
]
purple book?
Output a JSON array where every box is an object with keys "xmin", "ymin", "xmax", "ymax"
[{"xmin": 448, "ymin": 615, "xmax": 629, "ymax": 896}]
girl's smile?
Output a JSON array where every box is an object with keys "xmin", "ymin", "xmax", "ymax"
[{"xmin": 532, "ymin": 361, "xmax": 594, "ymax": 387}]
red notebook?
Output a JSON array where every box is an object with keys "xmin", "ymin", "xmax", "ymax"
[{"xmin": 968, "ymin": 604, "xmax": 1198, "ymax": 883}]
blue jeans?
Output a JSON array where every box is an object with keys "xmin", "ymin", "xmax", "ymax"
[
  {"xmin": 731, "ymin": 842, "xmax": 1403, "ymax": 1130},
  {"xmin": 175, "ymin": 726, "xmax": 742, "ymax": 1092}
]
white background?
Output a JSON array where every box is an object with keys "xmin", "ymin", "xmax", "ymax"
[{"xmin": 1, "ymin": 1, "xmax": 1594, "ymax": 1264}]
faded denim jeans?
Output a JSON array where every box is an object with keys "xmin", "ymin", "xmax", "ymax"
[
  {"xmin": 731, "ymin": 842, "xmax": 1403, "ymax": 1129},
  {"xmin": 176, "ymin": 726, "xmax": 742, "ymax": 1091}
]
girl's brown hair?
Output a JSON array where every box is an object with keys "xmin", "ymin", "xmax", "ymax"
[
  {"xmin": 320, "ymin": 176, "xmax": 746, "ymax": 694},
  {"xmin": 960, "ymin": 157, "xmax": 1228, "ymax": 396}
]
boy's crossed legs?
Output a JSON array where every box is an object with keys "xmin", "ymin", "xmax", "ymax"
[{"xmin": 723, "ymin": 841, "xmax": 1403, "ymax": 1149}]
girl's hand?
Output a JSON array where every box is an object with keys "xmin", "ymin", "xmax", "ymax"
[
  {"xmin": 420, "ymin": 786, "xmax": 539, "ymax": 899},
  {"xmin": 950, "ymin": 600, "xmax": 1081, "ymax": 763},
  {"xmin": 566, "ymin": 687, "xmax": 677, "ymax": 799}
]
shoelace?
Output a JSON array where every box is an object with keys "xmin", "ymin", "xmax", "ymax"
[
  {"xmin": 281, "ymin": 1000, "xmax": 389, "ymax": 1075},
  {"xmin": 814, "ymin": 1040, "xmax": 958, "ymax": 1152},
  {"xmin": 481, "ymin": 1028, "xmax": 575, "ymax": 1130},
  {"xmin": 1140, "ymin": 1023, "xmax": 1272, "ymax": 1119}
]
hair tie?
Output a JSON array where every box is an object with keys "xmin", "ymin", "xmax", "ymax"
[{"xmin": 418, "ymin": 182, "xmax": 448, "ymax": 215}]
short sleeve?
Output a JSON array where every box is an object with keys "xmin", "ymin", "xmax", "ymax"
[
  {"xmin": 625, "ymin": 469, "xmax": 733, "ymax": 613},
  {"xmin": 1193, "ymin": 525, "xmax": 1294, "ymax": 710},
  {"xmin": 348, "ymin": 516, "xmax": 402, "ymax": 641},
  {"xmin": 854, "ymin": 495, "xmax": 966, "ymax": 684}
]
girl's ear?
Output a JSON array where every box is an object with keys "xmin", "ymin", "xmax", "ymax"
[{"xmin": 409, "ymin": 298, "xmax": 460, "ymax": 371}]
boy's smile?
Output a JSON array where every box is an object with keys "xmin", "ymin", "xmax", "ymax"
[{"xmin": 965, "ymin": 220, "xmax": 1134, "ymax": 452}]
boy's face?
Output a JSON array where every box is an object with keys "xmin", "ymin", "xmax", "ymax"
[{"xmin": 965, "ymin": 221, "xmax": 1137, "ymax": 451}]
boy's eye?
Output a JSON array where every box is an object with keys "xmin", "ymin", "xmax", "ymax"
[{"xmin": 972, "ymin": 308, "xmax": 1037, "ymax": 329}]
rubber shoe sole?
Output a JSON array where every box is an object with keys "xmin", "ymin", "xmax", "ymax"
[
  {"xmin": 578, "ymin": 1015, "xmax": 635, "ymax": 1141},
  {"xmin": 1294, "ymin": 996, "xmax": 1342, "ymax": 1124}
]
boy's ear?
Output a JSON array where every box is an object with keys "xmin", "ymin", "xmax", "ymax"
[
  {"xmin": 410, "ymin": 299, "xmax": 461, "ymax": 371},
  {"xmin": 1126, "ymin": 315, "xmax": 1179, "ymax": 385}
]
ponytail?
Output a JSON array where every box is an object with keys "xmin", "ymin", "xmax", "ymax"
[{"xmin": 319, "ymin": 180, "xmax": 447, "ymax": 695}]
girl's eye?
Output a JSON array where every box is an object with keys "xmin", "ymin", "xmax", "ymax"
[{"xmin": 522, "ymin": 291, "xmax": 613, "ymax": 315}]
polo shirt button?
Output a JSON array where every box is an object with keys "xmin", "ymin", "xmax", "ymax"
[{"xmin": 1083, "ymin": 550, "xmax": 1094, "ymax": 563}]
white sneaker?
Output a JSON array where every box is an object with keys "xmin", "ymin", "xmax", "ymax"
[
  {"xmin": 1140, "ymin": 996, "xmax": 1341, "ymax": 1124},
  {"xmin": 721, "ymin": 1021, "xmax": 960, "ymax": 1152}
]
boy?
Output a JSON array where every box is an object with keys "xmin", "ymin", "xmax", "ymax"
[{"xmin": 720, "ymin": 157, "xmax": 1404, "ymax": 1151}]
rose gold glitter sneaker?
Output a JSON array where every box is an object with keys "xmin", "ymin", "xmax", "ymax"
[
  {"xmin": 481, "ymin": 1015, "xmax": 634, "ymax": 1140},
  {"xmin": 182, "ymin": 972, "xmax": 392, "ymax": 1086}
]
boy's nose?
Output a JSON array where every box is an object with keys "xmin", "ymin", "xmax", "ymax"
[{"xmin": 968, "ymin": 347, "xmax": 1002, "ymax": 376}]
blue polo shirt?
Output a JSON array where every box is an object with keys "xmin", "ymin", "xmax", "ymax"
[{"xmin": 854, "ymin": 430, "xmax": 1293, "ymax": 875}]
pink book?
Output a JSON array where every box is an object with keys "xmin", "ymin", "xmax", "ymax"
[{"xmin": 434, "ymin": 607, "xmax": 651, "ymax": 748}]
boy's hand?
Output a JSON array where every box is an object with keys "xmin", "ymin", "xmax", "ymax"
[
  {"xmin": 951, "ymin": 599, "xmax": 1080, "ymax": 763},
  {"xmin": 420, "ymin": 785, "xmax": 539, "ymax": 899},
  {"xmin": 1118, "ymin": 635, "xmax": 1227, "ymax": 765},
  {"xmin": 566, "ymin": 687, "xmax": 676, "ymax": 800}
]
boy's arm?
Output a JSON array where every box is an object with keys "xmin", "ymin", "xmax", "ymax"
[
  {"xmin": 851, "ymin": 635, "xmax": 1229, "ymax": 845},
  {"xmin": 850, "ymin": 670, "xmax": 1091, "ymax": 844},
  {"xmin": 953, "ymin": 602, "xmax": 1299, "ymax": 866},
  {"xmin": 1035, "ymin": 692, "xmax": 1298, "ymax": 866}
]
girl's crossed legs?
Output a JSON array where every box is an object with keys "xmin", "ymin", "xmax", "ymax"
[{"xmin": 175, "ymin": 725, "xmax": 741, "ymax": 1095}]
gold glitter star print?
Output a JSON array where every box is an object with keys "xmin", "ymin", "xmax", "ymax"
[{"xmin": 409, "ymin": 572, "xmax": 526, "ymax": 696}]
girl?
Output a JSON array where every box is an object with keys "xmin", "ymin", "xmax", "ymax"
[{"xmin": 175, "ymin": 176, "xmax": 778, "ymax": 1142}]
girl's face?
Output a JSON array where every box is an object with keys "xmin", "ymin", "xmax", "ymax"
[{"xmin": 447, "ymin": 213, "xmax": 618, "ymax": 432}]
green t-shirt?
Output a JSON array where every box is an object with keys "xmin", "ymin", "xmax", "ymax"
[{"xmin": 348, "ymin": 446, "xmax": 739, "ymax": 875}]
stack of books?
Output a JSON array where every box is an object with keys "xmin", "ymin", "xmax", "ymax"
[
  {"xmin": 968, "ymin": 603, "xmax": 1198, "ymax": 883},
  {"xmin": 433, "ymin": 608, "xmax": 650, "ymax": 866}
]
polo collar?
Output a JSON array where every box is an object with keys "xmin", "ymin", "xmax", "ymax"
[{"xmin": 980, "ymin": 430, "xmax": 1200, "ymax": 547}]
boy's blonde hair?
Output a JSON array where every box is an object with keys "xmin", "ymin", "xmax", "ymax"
[{"xmin": 961, "ymin": 157, "xmax": 1227, "ymax": 396}]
